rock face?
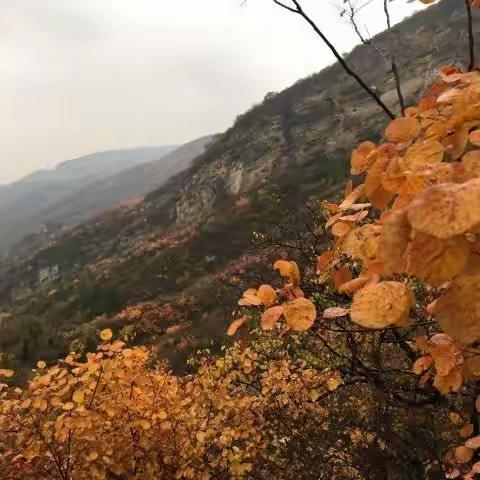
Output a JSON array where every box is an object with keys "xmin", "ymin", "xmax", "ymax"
[{"xmin": 144, "ymin": 0, "xmax": 474, "ymax": 233}]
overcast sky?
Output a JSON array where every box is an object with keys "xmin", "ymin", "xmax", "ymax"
[{"xmin": 0, "ymin": 0, "xmax": 426, "ymax": 184}]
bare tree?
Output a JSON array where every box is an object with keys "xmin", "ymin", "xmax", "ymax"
[{"xmin": 272, "ymin": 0, "xmax": 396, "ymax": 119}]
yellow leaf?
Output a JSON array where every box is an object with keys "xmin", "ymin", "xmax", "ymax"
[
  {"xmin": 238, "ymin": 288, "xmax": 262, "ymax": 306},
  {"xmin": 99, "ymin": 329, "xmax": 113, "ymax": 341},
  {"xmin": 36, "ymin": 361, "xmax": 46, "ymax": 369},
  {"xmin": 350, "ymin": 281, "xmax": 415, "ymax": 329},
  {"xmin": 449, "ymin": 412, "xmax": 462, "ymax": 425},
  {"xmin": 72, "ymin": 390, "xmax": 85, "ymax": 404},
  {"xmin": 256, "ymin": 284, "xmax": 277, "ymax": 307},
  {"xmin": 87, "ymin": 452, "xmax": 99, "ymax": 461},
  {"xmin": 436, "ymin": 272, "xmax": 480, "ymax": 346},
  {"xmin": 32, "ymin": 398, "xmax": 48, "ymax": 412},
  {"xmin": 407, "ymin": 179, "xmax": 480, "ymax": 239},
  {"xmin": 283, "ymin": 298, "xmax": 316, "ymax": 332},
  {"xmin": 274, "ymin": 260, "xmax": 301, "ymax": 286},
  {"xmin": 327, "ymin": 376, "xmax": 341, "ymax": 391}
]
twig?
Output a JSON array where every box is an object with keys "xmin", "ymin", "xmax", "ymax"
[
  {"xmin": 391, "ymin": 59, "xmax": 406, "ymax": 116},
  {"xmin": 383, "ymin": 0, "xmax": 391, "ymax": 29},
  {"xmin": 273, "ymin": 0, "xmax": 396, "ymax": 119},
  {"xmin": 87, "ymin": 365, "xmax": 104, "ymax": 410},
  {"xmin": 383, "ymin": 0, "xmax": 406, "ymax": 115}
]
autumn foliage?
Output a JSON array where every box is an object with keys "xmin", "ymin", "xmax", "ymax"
[
  {"xmin": 4, "ymin": 8, "xmax": 480, "ymax": 480},
  {"xmin": 226, "ymin": 63, "xmax": 480, "ymax": 478}
]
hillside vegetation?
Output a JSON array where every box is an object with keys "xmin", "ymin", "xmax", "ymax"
[{"xmin": 0, "ymin": 0, "xmax": 475, "ymax": 372}]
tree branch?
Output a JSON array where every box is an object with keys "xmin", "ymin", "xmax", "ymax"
[
  {"xmin": 383, "ymin": 0, "xmax": 391, "ymax": 30},
  {"xmin": 465, "ymin": 0, "xmax": 476, "ymax": 71},
  {"xmin": 273, "ymin": 0, "xmax": 299, "ymax": 14},
  {"xmin": 384, "ymin": 0, "xmax": 405, "ymax": 115},
  {"xmin": 273, "ymin": 0, "xmax": 396, "ymax": 119}
]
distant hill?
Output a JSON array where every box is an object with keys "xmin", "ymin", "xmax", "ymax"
[
  {"xmin": 0, "ymin": 138, "xmax": 216, "ymax": 252},
  {"xmin": 28, "ymin": 135, "xmax": 218, "ymax": 227}
]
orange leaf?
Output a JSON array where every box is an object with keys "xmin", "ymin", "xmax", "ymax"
[
  {"xmin": 332, "ymin": 267, "xmax": 352, "ymax": 291},
  {"xmin": 469, "ymin": 129, "xmax": 480, "ymax": 147},
  {"xmin": 412, "ymin": 356, "xmax": 433, "ymax": 375},
  {"xmin": 460, "ymin": 424, "xmax": 474, "ymax": 439},
  {"xmin": 257, "ymin": 284, "xmax": 277, "ymax": 307},
  {"xmin": 331, "ymin": 221, "xmax": 353, "ymax": 238},
  {"xmin": 338, "ymin": 276, "xmax": 371, "ymax": 294},
  {"xmin": 227, "ymin": 316, "xmax": 247, "ymax": 336},
  {"xmin": 385, "ymin": 117, "xmax": 420, "ymax": 143},
  {"xmin": 323, "ymin": 307, "xmax": 350, "ymax": 319},
  {"xmin": 454, "ymin": 446, "xmax": 474, "ymax": 464},
  {"xmin": 261, "ymin": 306, "xmax": 284, "ymax": 331},
  {"xmin": 274, "ymin": 260, "xmax": 301, "ymax": 286},
  {"xmin": 316, "ymin": 251, "xmax": 335, "ymax": 273},
  {"xmin": 350, "ymin": 281, "xmax": 415, "ymax": 329},
  {"xmin": 433, "ymin": 367, "xmax": 462, "ymax": 395},
  {"xmin": 351, "ymin": 141, "xmax": 376, "ymax": 175},
  {"xmin": 466, "ymin": 436, "xmax": 480, "ymax": 450}
]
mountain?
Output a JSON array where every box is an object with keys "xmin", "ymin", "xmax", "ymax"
[
  {"xmin": 0, "ymin": 0, "xmax": 473, "ymax": 371},
  {"xmin": 0, "ymin": 138, "xmax": 216, "ymax": 253},
  {"xmin": 0, "ymin": 146, "xmax": 177, "ymax": 252}
]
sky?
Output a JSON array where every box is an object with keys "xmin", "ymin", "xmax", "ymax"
[{"xmin": 0, "ymin": 0, "xmax": 426, "ymax": 184}]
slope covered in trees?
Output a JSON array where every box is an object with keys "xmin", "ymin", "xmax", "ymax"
[{"xmin": 0, "ymin": 0, "xmax": 476, "ymax": 375}]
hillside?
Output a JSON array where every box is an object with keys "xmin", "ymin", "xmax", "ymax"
[
  {"xmin": 0, "ymin": 145, "xmax": 178, "ymax": 252},
  {"xmin": 2, "ymin": 135, "xmax": 218, "ymax": 258},
  {"xmin": 0, "ymin": 0, "xmax": 474, "ymax": 372}
]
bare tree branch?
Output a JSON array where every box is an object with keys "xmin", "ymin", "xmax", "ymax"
[
  {"xmin": 341, "ymin": 0, "xmax": 405, "ymax": 116},
  {"xmin": 273, "ymin": 0, "xmax": 299, "ymax": 14},
  {"xmin": 391, "ymin": 59, "xmax": 406, "ymax": 116},
  {"xmin": 465, "ymin": 0, "xmax": 476, "ymax": 71},
  {"xmin": 273, "ymin": 0, "xmax": 396, "ymax": 119},
  {"xmin": 383, "ymin": 0, "xmax": 406, "ymax": 116},
  {"xmin": 383, "ymin": 0, "xmax": 392, "ymax": 30}
]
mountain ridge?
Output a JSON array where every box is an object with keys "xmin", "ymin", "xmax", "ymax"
[{"xmin": 0, "ymin": 138, "xmax": 217, "ymax": 253}]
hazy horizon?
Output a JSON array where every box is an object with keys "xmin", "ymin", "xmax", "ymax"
[{"xmin": 1, "ymin": 0, "xmax": 425, "ymax": 185}]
